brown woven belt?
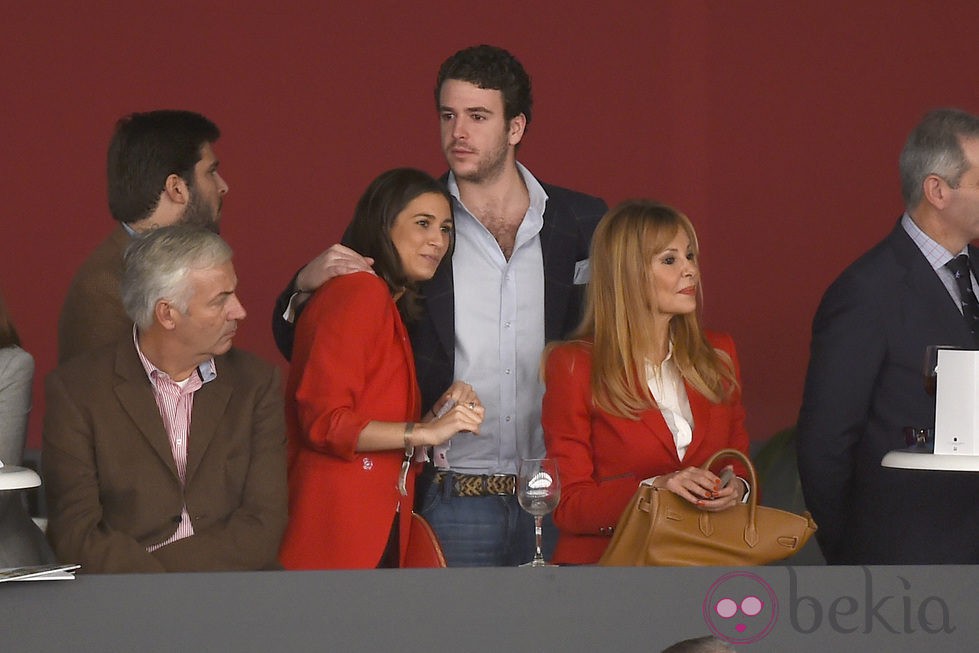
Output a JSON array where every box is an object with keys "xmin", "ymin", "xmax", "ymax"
[{"xmin": 433, "ymin": 471, "xmax": 516, "ymax": 497}]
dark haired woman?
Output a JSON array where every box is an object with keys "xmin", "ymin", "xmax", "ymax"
[
  {"xmin": 542, "ymin": 200, "xmax": 750, "ymax": 565},
  {"xmin": 279, "ymin": 168, "xmax": 484, "ymax": 569}
]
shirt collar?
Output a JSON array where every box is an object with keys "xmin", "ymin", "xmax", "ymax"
[
  {"xmin": 446, "ymin": 161, "xmax": 549, "ymax": 220},
  {"xmin": 132, "ymin": 325, "xmax": 217, "ymax": 385},
  {"xmin": 902, "ymin": 212, "xmax": 968, "ymax": 271}
]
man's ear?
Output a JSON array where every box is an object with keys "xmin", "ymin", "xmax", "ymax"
[
  {"xmin": 922, "ymin": 174, "xmax": 950, "ymax": 210},
  {"xmin": 154, "ymin": 299, "xmax": 179, "ymax": 330},
  {"xmin": 163, "ymin": 173, "xmax": 191, "ymax": 206},
  {"xmin": 507, "ymin": 113, "xmax": 527, "ymax": 148}
]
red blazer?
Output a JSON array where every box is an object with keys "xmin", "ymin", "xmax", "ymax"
[
  {"xmin": 279, "ymin": 273, "xmax": 420, "ymax": 569},
  {"xmin": 541, "ymin": 331, "xmax": 750, "ymax": 565}
]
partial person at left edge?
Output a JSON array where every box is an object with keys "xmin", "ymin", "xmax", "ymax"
[
  {"xmin": 58, "ymin": 109, "xmax": 228, "ymax": 363},
  {"xmin": 43, "ymin": 226, "xmax": 287, "ymax": 573},
  {"xmin": 0, "ymin": 290, "xmax": 56, "ymax": 566},
  {"xmin": 0, "ymin": 291, "xmax": 33, "ymax": 468}
]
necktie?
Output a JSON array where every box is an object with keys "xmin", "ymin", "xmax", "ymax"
[{"xmin": 945, "ymin": 254, "xmax": 979, "ymax": 343}]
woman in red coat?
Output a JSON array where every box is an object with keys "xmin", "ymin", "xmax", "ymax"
[
  {"xmin": 280, "ymin": 169, "xmax": 484, "ymax": 569},
  {"xmin": 542, "ymin": 200, "xmax": 750, "ymax": 565}
]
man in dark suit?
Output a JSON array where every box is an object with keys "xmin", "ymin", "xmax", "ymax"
[
  {"xmin": 58, "ymin": 110, "xmax": 229, "ymax": 363},
  {"xmin": 272, "ymin": 45, "xmax": 606, "ymax": 566},
  {"xmin": 798, "ymin": 108, "xmax": 979, "ymax": 564},
  {"xmin": 44, "ymin": 226, "xmax": 287, "ymax": 573}
]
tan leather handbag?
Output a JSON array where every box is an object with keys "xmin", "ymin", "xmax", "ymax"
[{"xmin": 598, "ymin": 449, "xmax": 817, "ymax": 566}]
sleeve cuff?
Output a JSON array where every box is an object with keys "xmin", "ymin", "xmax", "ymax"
[{"xmin": 281, "ymin": 291, "xmax": 308, "ymax": 323}]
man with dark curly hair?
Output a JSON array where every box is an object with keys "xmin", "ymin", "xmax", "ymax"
[{"xmin": 58, "ymin": 110, "xmax": 229, "ymax": 364}]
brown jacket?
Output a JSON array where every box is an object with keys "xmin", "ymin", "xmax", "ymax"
[
  {"xmin": 58, "ymin": 225, "xmax": 132, "ymax": 364},
  {"xmin": 43, "ymin": 338, "xmax": 288, "ymax": 573}
]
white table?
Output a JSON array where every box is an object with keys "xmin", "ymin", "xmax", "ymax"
[
  {"xmin": 0, "ymin": 465, "xmax": 41, "ymax": 491},
  {"xmin": 881, "ymin": 448, "xmax": 979, "ymax": 471}
]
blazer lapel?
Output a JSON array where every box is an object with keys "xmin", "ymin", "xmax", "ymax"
[
  {"xmin": 892, "ymin": 225, "xmax": 975, "ymax": 347},
  {"xmin": 186, "ymin": 367, "xmax": 232, "ymax": 485},
  {"xmin": 397, "ymin": 315, "xmax": 421, "ymax": 418},
  {"xmin": 539, "ymin": 187, "xmax": 578, "ymax": 343},
  {"xmin": 113, "ymin": 340, "xmax": 179, "ymax": 479},
  {"xmin": 638, "ymin": 403, "xmax": 683, "ymax": 466},
  {"xmin": 634, "ymin": 367, "xmax": 710, "ymax": 466},
  {"xmin": 681, "ymin": 382, "xmax": 713, "ymax": 463},
  {"xmin": 422, "ymin": 259, "xmax": 455, "ymax": 364}
]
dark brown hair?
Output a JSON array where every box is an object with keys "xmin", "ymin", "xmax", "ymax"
[{"xmin": 346, "ymin": 168, "xmax": 452, "ymax": 321}]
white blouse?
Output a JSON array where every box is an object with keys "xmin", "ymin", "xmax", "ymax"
[
  {"xmin": 640, "ymin": 344, "xmax": 749, "ymax": 500},
  {"xmin": 644, "ymin": 345, "xmax": 694, "ymax": 461}
]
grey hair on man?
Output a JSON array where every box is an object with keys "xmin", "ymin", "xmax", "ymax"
[
  {"xmin": 121, "ymin": 225, "xmax": 232, "ymax": 329},
  {"xmin": 899, "ymin": 107, "xmax": 979, "ymax": 211}
]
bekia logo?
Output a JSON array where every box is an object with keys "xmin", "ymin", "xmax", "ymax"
[
  {"xmin": 788, "ymin": 567, "xmax": 955, "ymax": 635},
  {"xmin": 703, "ymin": 568, "xmax": 956, "ymax": 644},
  {"xmin": 702, "ymin": 571, "xmax": 778, "ymax": 644}
]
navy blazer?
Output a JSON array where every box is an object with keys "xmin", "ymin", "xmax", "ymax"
[
  {"xmin": 409, "ymin": 181, "xmax": 606, "ymax": 412},
  {"xmin": 272, "ymin": 180, "xmax": 606, "ymax": 412},
  {"xmin": 797, "ymin": 220, "xmax": 979, "ymax": 564}
]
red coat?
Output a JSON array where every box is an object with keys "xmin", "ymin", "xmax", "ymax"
[
  {"xmin": 279, "ymin": 273, "xmax": 420, "ymax": 569},
  {"xmin": 541, "ymin": 331, "xmax": 750, "ymax": 565}
]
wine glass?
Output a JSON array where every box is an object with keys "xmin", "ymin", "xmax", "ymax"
[{"xmin": 517, "ymin": 457, "xmax": 560, "ymax": 567}]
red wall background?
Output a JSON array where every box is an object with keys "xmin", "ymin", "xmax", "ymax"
[{"xmin": 3, "ymin": 2, "xmax": 978, "ymax": 449}]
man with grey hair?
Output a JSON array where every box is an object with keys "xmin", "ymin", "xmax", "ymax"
[
  {"xmin": 798, "ymin": 107, "xmax": 979, "ymax": 564},
  {"xmin": 43, "ymin": 226, "xmax": 287, "ymax": 573}
]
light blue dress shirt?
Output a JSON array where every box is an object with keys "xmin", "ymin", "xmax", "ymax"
[{"xmin": 444, "ymin": 163, "xmax": 548, "ymax": 474}]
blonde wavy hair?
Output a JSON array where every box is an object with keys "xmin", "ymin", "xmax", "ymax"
[{"xmin": 564, "ymin": 199, "xmax": 738, "ymax": 419}]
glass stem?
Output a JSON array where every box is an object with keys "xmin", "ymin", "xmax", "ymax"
[{"xmin": 534, "ymin": 515, "xmax": 544, "ymax": 563}]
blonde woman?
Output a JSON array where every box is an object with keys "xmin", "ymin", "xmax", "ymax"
[{"xmin": 542, "ymin": 200, "xmax": 750, "ymax": 565}]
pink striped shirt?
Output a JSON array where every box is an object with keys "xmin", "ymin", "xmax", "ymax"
[{"xmin": 133, "ymin": 329, "xmax": 217, "ymax": 551}]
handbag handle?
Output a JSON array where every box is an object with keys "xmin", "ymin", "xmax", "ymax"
[{"xmin": 699, "ymin": 448, "xmax": 760, "ymax": 546}]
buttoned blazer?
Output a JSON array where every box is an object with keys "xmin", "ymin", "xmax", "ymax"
[
  {"xmin": 271, "ymin": 181, "xmax": 607, "ymax": 412},
  {"xmin": 797, "ymin": 221, "xmax": 979, "ymax": 564},
  {"xmin": 43, "ymin": 339, "xmax": 288, "ymax": 573},
  {"xmin": 541, "ymin": 331, "xmax": 750, "ymax": 565},
  {"xmin": 278, "ymin": 273, "xmax": 420, "ymax": 569},
  {"xmin": 58, "ymin": 225, "xmax": 132, "ymax": 364}
]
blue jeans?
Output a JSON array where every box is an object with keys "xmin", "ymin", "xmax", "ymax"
[{"xmin": 416, "ymin": 471, "xmax": 557, "ymax": 567}]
